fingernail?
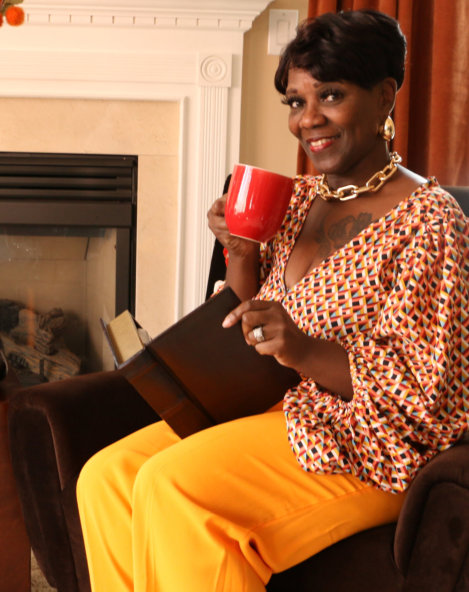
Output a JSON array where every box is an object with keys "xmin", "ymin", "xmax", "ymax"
[{"xmin": 222, "ymin": 314, "xmax": 234, "ymax": 328}]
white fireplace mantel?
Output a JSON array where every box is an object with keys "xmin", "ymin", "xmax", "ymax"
[
  {"xmin": 0, "ymin": 0, "xmax": 273, "ymax": 318},
  {"xmin": 23, "ymin": 0, "xmax": 273, "ymax": 26}
]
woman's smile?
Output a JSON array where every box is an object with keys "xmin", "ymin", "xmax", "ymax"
[{"xmin": 306, "ymin": 134, "xmax": 340, "ymax": 153}]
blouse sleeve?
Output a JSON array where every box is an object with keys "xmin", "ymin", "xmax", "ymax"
[{"xmin": 284, "ymin": 202, "xmax": 469, "ymax": 493}]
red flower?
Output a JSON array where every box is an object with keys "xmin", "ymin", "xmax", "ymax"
[
  {"xmin": 0, "ymin": 14, "xmax": 3, "ymax": 27},
  {"xmin": 5, "ymin": 6, "xmax": 25, "ymax": 26}
]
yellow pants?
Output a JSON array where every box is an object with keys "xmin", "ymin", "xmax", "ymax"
[{"xmin": 77, "ymin": 410, "xmax": 405, "ymax": 592}]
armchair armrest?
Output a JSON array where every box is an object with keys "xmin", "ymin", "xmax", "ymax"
[
  {"xmin": 394, "ymin": 438, "xmax": 469, "ymax": 591},
  {"xmin": 7, "ymin": 371, "xmax": 159, "ymax": 592},
  {"xmin": 8, "ymin": 370, "xmax": 159, "ymax": 487}
]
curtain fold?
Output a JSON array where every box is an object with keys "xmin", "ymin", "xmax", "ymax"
[{"xmin": 297, "ymin": 0, "xmax": 469, "ymax": 186}]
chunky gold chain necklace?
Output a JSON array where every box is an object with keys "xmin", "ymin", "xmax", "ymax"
[{"xmin": 317, "ymin": 152, "xmax": 402, "ymax": 202}]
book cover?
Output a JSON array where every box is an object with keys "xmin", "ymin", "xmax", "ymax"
[{"xmin": 106, "ymin": 288, "xmax": 301, "ymax": 438}]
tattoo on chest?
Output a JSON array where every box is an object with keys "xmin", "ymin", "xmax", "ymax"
[{"xmin": 315, "ymin": 212, "xmax": 373, "ymax": 259}]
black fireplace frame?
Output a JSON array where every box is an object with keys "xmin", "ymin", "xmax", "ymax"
[{"xmin": 0, "ymin": 151, "xmax": 137, "ymax": 315}]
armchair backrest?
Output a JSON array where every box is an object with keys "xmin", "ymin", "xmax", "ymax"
[
  {"xmin": 443, "ymin": 186, "xmax": 469, "ymax": 216},
  {"xmin": 205, "ymin": 175, "xmax": 231, "ymax": 300}
]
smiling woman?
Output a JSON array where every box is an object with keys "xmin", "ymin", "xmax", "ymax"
[{"xmin": 77, "ymin": 9, "xmax": 468, "ymax": 592}]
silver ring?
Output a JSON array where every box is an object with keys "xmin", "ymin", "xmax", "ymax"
[{"xmin": 253, "ymin": 326, "xmax": 265, "ymax": 343}]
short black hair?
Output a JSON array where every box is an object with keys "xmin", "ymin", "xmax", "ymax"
[{"xmin": 274, "ymin": 10, "xmax": 407, "ymax": 94}]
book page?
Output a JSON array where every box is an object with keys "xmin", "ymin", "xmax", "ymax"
[{"xmin": 106, "ymin": 310, "xmax": 144, "ymax": 365}]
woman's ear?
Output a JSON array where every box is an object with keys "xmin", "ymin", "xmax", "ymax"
[{"xmin": 380, "ymin": 77, "xmax": 398, "ymax": 114}]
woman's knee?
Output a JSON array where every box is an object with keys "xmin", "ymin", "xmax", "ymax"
[
  {"xmin": 78, "ymin": 423, "xmax": 182, "ymax": 510},
  {"xmin": 132, "ymin": 449, "xmax": 173, "ymax": 498},
  {"xmin": 77, "ymin": 444, "xmax": 136, "ymax": 506}
]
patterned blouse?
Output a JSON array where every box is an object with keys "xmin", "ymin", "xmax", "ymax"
[{"xmin": 256, "ymin": 176, "xmax": 469, "ymax": 493}]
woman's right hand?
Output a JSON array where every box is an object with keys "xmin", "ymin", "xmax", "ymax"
[{"xmin": 207, "ymin": 195, "xmax": 259, "ymax": 259}]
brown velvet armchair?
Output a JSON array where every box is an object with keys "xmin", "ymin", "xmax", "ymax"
[{"xmin": 7, "ymin": 186, "xmax": 469, "ymax": 592}]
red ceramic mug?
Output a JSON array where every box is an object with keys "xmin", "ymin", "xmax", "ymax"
[{"xmin": 225, "ymin": 164, "xmax": 294, "ymax": 243}]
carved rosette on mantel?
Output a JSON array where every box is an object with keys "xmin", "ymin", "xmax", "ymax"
[{"xmin": 0, "ymin": 0, "xmax": 274, "ymax": 319}]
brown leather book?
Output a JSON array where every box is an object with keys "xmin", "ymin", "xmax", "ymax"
[{"xmin": 113, "ymin": 288, "xmax": 301, "ymax": 438}]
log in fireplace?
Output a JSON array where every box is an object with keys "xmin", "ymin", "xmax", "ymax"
[{"xmin": 0, "ymin": 152, "xmax": 137, "ymax": 384}]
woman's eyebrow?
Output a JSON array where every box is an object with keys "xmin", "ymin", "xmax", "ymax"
[{"xmin": 286, "ymin": 80, "xmax": 327, "ymax": 94}]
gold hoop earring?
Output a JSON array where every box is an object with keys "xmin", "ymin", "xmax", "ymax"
[{"xmin": 379, "ymin": 116, "xmax": 395, "ymax": 142}]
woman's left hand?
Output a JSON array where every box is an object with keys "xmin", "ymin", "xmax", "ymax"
[
  {"xmin": 222, "ymin": 299, "xmax": 312, "ymax": 371},
  {"xmin": 223, "ymin": 297, "xmax": 354, "ymax": 400}
]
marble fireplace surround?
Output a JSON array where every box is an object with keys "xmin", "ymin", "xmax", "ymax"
[{"xmin": 0, "ymin": 0, "xmax": 273, "ymax": 328}]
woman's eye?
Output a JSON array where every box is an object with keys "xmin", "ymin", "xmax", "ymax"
[
  {"xmin": 321, "ymin": 89, "xmax": 342, "ymax": 103},
  {"xmin": 282, "ymin": 96, "xmax": 303, "ymax": 109}
]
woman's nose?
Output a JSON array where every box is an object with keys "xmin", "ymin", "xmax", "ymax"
[{"xmin": 299, "ymin": 101, "xmax": 326, "ymax": 129}]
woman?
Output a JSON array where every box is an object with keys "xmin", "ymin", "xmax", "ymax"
[{"xmin": 77, "ymin": 10, "xmax": 468, "ymax": 591}]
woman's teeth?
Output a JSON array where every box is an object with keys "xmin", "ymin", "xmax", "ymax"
[{"xmin": 308, "ymin": 137, "xmax": 336, "ymax": 152}]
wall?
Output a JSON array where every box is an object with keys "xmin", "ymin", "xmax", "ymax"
[{"xmin": 240, "ymin": 0, "xmax": 308, "ymax": 176}]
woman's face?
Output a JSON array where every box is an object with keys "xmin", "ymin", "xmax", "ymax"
[{"xmin": 285, "ymin": 68, "xmax": 393, "ymax": 186}]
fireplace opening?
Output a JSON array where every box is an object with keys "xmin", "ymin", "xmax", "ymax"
[{"xmin": 0, "ymin": 152, "xmax": 137, "ymax": 385}]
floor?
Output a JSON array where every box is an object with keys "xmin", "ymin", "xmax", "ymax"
[{"xmin": 31, "ymin": 553, "xmax": 57, "ymax": 592}]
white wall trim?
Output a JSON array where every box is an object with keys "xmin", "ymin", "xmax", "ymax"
[{"xmin": 0, "ymin": 0, "xmax": 273, "ymax": 318}]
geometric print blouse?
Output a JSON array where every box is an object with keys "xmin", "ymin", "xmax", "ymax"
[{"xmin": 256, "ymin": 176, "xmax": 469, "ymax": 493}]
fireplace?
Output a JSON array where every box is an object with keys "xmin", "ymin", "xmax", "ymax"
[{"xmin": 0, "ymin": 151, "xmax": 137, "ymax": 384}]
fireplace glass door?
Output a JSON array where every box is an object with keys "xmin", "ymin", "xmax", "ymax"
[{"xmin": 0, "ymin": 152, "xmax": 137, "ymax": 385}]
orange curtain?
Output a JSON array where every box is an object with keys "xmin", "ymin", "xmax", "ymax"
[{"xmin": 297, "ymin": 0, "xmax": 469, "ymax": 186}]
